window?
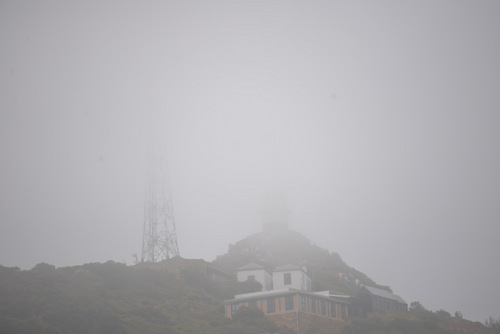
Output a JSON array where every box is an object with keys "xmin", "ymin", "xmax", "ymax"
[
  {"xmin": 340, "ymin": 305, "xmax": 346, "ymax": 319},
  {"xmin": 311, "ymin": 298, "xmax": 317, "ymax": 313},
  {"xmin": 300, "ymin": 295, "xmax": 307, "ymax": 310},
  {"xmin": 247, "ymin": 275, "xmax": 255, "ymax": 281},
  {"xmin": 267, "ymin": 298, "xmax": 275, "ymax": 313},
  {"xmin": 321, "ymin": 300, "xmax": 326, "ymax": 315},
  {"xmin": 231, "ymin": 303, "xmax": 239, "ymax": 315},
  {"xmin": 331, "ymin": 302, "xmax": 336, "ymax": 317},
  {"xmin": 285, "ymin": 295, "xmax": 294, "ymax": 311},
  {"xmin": 248, "ymin": 300, "xmax": 257, "ymax": 308},
  {"xmin": 284, "ymin": 273, "xmax": 292, "ymax": 285}
]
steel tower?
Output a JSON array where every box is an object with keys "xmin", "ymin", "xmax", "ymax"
[{"xmin": 141, "ymin": 155, "xmax": 179, "ymax": 262}]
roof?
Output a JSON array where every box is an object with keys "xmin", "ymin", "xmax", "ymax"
[
  {"xmin": 273, "ymin": 264, "xmax": 302, "ymax": 272},
  {"xmin": 226, "ymin": 288, "xmax": 351, "ymax": 305},
  {"xmin": 313, "ymin": 290, "xmax": 351, "ymax": 299},
  {"xmin": 364, "ymin": 286, "xmax": 407, "ymax": 305},
  {"xmin": 233, "ymin": 288, "xmax": 296, "ymax": 300},
  {"xmin": 237, "ymin": 263, "xmax": 265, "ymax": 271}
]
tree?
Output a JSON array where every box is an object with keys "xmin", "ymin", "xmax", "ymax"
[
  {"xmin": 485, "ymin": 316, "xmax": 500, "ymax": 329},
  {"xmin": 436, "ymin": 309, "xmax": 451, "ymax": 318},
  {"xmin": 409, "ymin": 301, "xmax": 426, "ymax": 312}
]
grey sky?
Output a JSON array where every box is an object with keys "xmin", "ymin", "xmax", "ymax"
[{"xmin": 1, "ymin": 0, "xmax": 499, "ymax": 323}]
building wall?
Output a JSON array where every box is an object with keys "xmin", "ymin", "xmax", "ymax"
[
  {"xmin": 265, "ymin": 310, "xmax": 347, "ymax": 333},
  {"xmin": 225, "ymin": 292, "xmax": 348, "ymax": 323},
  {"xmin": 237, "ymin": 269, "xmax": 272, "ymax": 291},
  {"xmin": 371, "ymin": 295, "xmax": 407, "ymax": 313},
  {"xmin": 272, "ymin": 269, "xmax": 311, "ymax": 291},
  {"xmin": 354, "ymin": 287, "xmax": 408, "ymax": 316}
]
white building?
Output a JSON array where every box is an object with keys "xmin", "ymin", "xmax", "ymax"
[
  {"xmin": 272, "ymin": 264, "xmax": 312, "ymax": 292},
  {"xmin": 229, "ymin": 263, "xmax": 351, "ymax": 332},
  {"xmin": 236, "ymin": 263, "xmax": 273, "ymax": 291}
]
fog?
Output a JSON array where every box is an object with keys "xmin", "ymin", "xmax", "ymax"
[{"xmin": 1, "ymin": 0, "xmax": 499, "ymax": 323}]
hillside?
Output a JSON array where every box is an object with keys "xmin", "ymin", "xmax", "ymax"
[
  {"xmin": 0, "ymin": 261, "xmax": 275, "ymax": 334},
  {"xmin": 0, "ymin": 229, "xmax": 498, "ymax": 334}
]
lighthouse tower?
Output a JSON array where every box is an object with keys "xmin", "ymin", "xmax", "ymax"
[{"xmin": 260, "ymin": 191, "xmax": 290, "ymax": 232}]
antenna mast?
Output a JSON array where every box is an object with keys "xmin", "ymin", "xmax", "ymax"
[{"xmin": 141, "ymin": 153, "xmax": 179, "ymax": 262}]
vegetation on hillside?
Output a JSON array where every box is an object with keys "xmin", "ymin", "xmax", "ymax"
[
  {"xmin": 1, "ymin": 229, "xmax": 498, "ymax": 334},
  {"xmin": 0, "ymin": 261, "xmax": 281, "ymax": 334},
  {"xmin": 337, "ymin": 302, "xmax": 500, "ymax": 334}
]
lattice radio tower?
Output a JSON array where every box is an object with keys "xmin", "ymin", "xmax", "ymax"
[{"xmin": 141, "ymin": 152, "xmax": 179, "ymax": 262}]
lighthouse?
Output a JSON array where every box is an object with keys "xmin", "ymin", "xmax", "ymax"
[{"xmin": 260, "ymin": 191, "xmax": 290, "ymax": 232}]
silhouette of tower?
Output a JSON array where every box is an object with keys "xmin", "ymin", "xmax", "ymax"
[
  {"xmin": 260, "ymin": 191, "xmax": 290, "ymax": 232},
  {"xmin": 141, "ymin": 153, "xmax": 179, "ymax": 262}
]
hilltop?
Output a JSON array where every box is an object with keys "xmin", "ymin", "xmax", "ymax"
[{"xmin": 213, "ymin": 228, "xmax": 389, "ymax": 295}]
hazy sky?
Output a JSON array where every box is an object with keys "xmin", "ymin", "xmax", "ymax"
[{"xmin": 1, "ymin": 0, "xmax": 499, "ymax": 323}]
